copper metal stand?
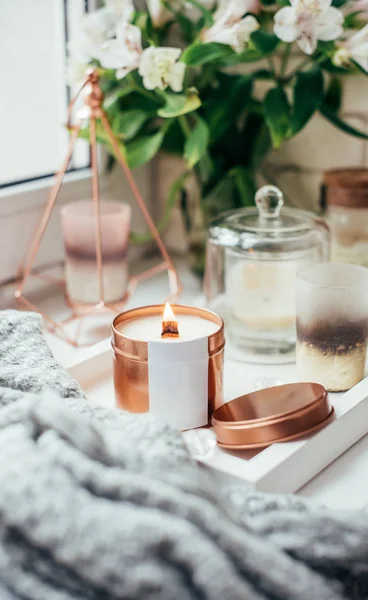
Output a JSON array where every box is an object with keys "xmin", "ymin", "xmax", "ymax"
[{"xmin": 15, "ymin": 70, "xmax": 182, "ymax": 346}]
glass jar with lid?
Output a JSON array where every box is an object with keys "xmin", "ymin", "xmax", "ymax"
[
  {"xmin": 322, "ymin": 168, "xmax": 368, "ymax": 268},
  {"xmin": 204, "ymin": 185, "xmax": 330, "ymax": 363}
]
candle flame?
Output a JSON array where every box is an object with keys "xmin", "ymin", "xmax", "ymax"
[
  {"xmin": 163, "ymin": 302, "xmax": 176, "ymax": 322},
  {"xmin": 162, "ymin": 302, "xmax": 179, "ymax": 338}
]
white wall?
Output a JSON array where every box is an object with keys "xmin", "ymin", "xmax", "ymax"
[{"xmin": 264, "ymin": 75, "xmax": 368, "ymax": 212}]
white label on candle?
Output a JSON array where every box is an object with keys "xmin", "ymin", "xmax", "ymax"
[{"xmin": 147, "ymin": 337, "xmax": 208, "ymax": 431}]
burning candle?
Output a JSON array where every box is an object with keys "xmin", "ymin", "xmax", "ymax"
[
  {"xmin": 112, "ymin": 304, "xmax": 225, "ymax": 430},
  {"xmin": 161, "ymin": 302, "xmax": 179, "ymax": 338},
  {"xmin": 119, "ymin": 303, "xmax": 219, "ymax": 341}
]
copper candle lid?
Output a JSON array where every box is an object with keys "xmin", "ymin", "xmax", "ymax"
[{"xmin": 212, "ymin": 382, "xmax": 334, "ymax": 449}]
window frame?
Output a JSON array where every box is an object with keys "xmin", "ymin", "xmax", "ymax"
[
  {"xmin": 0, "ymin": 0, "xmax": 154, "ymax": 286},
  {"xmin": 0, "ymin": 0, "xmax": 104, "ymax": 284}
]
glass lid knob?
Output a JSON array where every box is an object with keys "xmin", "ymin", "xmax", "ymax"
[{"xmin": 255, "ymin": 185, "xmax": 284, "ymax": 219}]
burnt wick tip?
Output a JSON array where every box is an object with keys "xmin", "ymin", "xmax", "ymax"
[{"xmin": 161, "ymin": 321, "xmax": 179, "ymax": 338}]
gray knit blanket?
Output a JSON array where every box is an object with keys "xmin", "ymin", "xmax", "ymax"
[{"xmin": 0, "ymin": 310, "xmax": 367, "ymax": 600}]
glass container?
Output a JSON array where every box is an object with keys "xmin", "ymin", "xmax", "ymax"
[
  {"xmin": 204, "ymin": 185, "xmax": 330, "ymax": 363},
  {"xmin": 296, "ymin": 263, "xmax": 368, "ymax": 391},
  {"xmin": 61, "ymin": 200, "xmax": 131, "ymax": 305},
  {"xmin": 323, "ymin": 169, "xmax": 368, "ymax": 267}
]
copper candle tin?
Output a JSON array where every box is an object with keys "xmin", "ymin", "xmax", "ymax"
[
  {"xmin": 212, "ymin": 382, "xmax": 334, "ymax": 449},
  {"xmin": 112, "ymin": 305, "xmax": 225, "ymax": 421}
]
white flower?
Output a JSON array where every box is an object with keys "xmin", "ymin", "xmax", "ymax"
[
  {"xmin": 105, "ymin": 0, "xmax": 135, "ymax": 22},
  {"xmin": 147, "ymin": 0, "xmax": 172, "ymax": 27},
  {"xmin": 68, "ymin": 9, "xmax": 113, "ymax": 64},
  {"xmin": 202, "ymin": 0, "xmax": 260, "ymax": 52},
  {"xmin": 67, "ymin": 1, "xmax": 136, "ymax": 81},
  {"xmin": 73, "ymin": 1, "xmax": 134, "ymax": 60},
  {"xmin": 99, "ymin": 22, "xmax": 142, "ymax": 78},
  {"xmin": 203, "ymin": 16, "xmax": 259, "ymax": 51},
  {"xmin": 273, "ymin": 0, "xmax": 344, "ymax": 55},
  {"xmin": 67, "ymin": 9, "xmax": 113, "ymax": 84},
  {"xmin": 66, "ymin": 61, "xmax": 89, "ymax": 86},
  {"xmin": 138, "ymin": 47, "xmax": 186, "ymax": 91},
  {"xmin": 333, "ymin": 23, "xmax": 368, "ymax": 71},
  {"xmin": 213, "ymin": 0, "xmax": 259, "ymax": 26},
  {"xmin": 67, "ymin": 0, "xmax": 140, "ymax": 84}
]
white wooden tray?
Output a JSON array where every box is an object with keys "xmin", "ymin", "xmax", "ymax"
[{"xmin": 66, "ymin": 339, "xmax": 368, "ymax": 494}]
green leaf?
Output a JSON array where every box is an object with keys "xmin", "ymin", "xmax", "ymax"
[
  {"xmin": 253, "ymin": 69, "xmax": 274, "ymax": 80},
  {"xmin": 290, "ymin": 66, "xmax": 324, "ymax": 135},
  {"xmin": 205, "ymin": 74, "xmax": 253, "ymax": 143},
  {"xmin": 251, "ymin": 121, "xmax": 272, "ymax": 169},
  {"xmin": 325, "ymin": 76, "xmax": 342, "ymax": 112},
  {"xmin": 222, "ymin": 47, "xmax": 264, "ymax": 65},
  {"xmin": 231, "ymin": 167, "xmax": 256, "ymax": 207},
  {"xmin": 158, "ymin": 89, "xmax": 201, "ymax": 117},
  {"xmin": 113, "ymin": 110, "xmax": 150, "ymax": 140},
  {"xmin": 202, "ymin": 175, "xmax": 237, "ymax": 218},
  {"xmin": 320, "ymin": 104, "xmax": 368, "ymax": 140},
  {"xmin": 250, "ymin": 31, "xmax": 280, "ymax": 54},
  {"xmin": 344, "ymin": 10, "xmax": 362, "ymax": 27},
  {"xmin": 184, "ymin": 118, "xmax": 210, "ymax": 168},
  {"xmin": 230, "ymin": 75, "xmax": 254, "ymax": 115},
  {"xmin": 181, "ymin": 42, "xmax": 234, "ymax": 66},
  {"xmin": 264, "ymin": 86, "xmax": 290, "ymax": 148},
  {"xmin": 104, "ymin": 85, "xmax": 134, "ymax": 109},
  {"xmin": 317, "ymin": 40, "xmax": 336, "ymax": 55},
  {"xmin": 247, "ymin": 98, "xmax": 263, "ymax": 115},
  {"xmin": 160, "ymin": 120, "xmax": 185, "ymax": 155},
  {"xmin": 97, "ymin": 68, "xmax": 118, "ymax": 81},
  {"xmin": 125, "ymin": 129, "xmax": 166, "ymax": 168}
]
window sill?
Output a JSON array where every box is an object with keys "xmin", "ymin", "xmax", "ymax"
[
  {"xmin": 0, "ymin": 255, "xmax": 201, "ymax": 362},
  {"xmin": 0, "ymin": 169, "xmax": 107, "ymax": 283},
  {"xmin": 0, "ymin": 160, "xmax": 153, "ymax": 284}
]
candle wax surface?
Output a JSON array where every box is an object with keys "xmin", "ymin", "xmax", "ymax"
[{"xmin": 117, "ymin": 313, "xmax": 219, "ymax": 342}]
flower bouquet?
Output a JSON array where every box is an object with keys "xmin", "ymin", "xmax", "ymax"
[{"xmin": 68, "ymin": 0, "xmax": 368, "ymax": 274}]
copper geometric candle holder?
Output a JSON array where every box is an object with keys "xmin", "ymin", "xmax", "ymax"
[{"xmin": 15, "ymin": 69, "xmax": 182, "ymax": 346}]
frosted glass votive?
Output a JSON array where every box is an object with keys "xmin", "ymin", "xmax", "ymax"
[
  {"xmin": 296, "ymin": 263, "xmax": 368, "ymax": 391},
  {"xmin": 61, "ymin": 200, "xmax": 131, "ymax": 305}
]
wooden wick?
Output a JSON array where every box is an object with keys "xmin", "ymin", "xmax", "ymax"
[{"xmin": 161, "ymin": 321, "xmax": 179, "ymax": 338}]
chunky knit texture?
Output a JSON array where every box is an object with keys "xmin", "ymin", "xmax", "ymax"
[{"xmin": 0, "ymin": 310, "xmax": 367, "ymax": 600}]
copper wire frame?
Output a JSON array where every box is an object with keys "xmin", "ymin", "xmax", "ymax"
[{"xmin": 14, "ymin": 70, "xmax": 182, "ymax": 347}]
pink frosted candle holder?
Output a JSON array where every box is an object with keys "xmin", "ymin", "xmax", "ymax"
[{"xmin": 60, "ymin": 200, "xmax": 131, "ymax": 305}]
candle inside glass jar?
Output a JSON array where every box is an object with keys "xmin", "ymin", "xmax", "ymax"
[
  {"xmin": 61, "ymin": 200, "xmax": 131, "ymax": 305},
  {"xmin": 115, "ymin": 303, "xmax": 219, "ymax": 342},
  {"xmin": 226, "ymin": 260, "xmax": 297, "ymax": 330}
]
